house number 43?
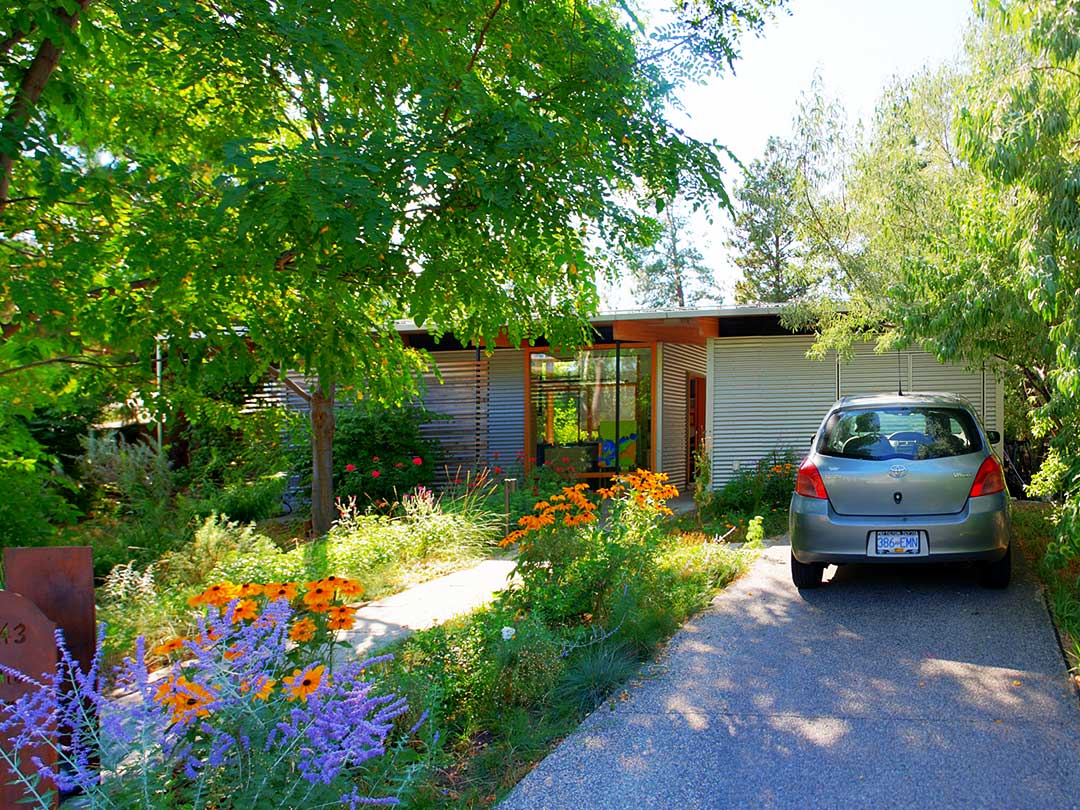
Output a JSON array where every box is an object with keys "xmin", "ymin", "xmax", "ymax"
[{"xmin": 0, "ymin": 624, "xmax": 27, "ymax": 644}]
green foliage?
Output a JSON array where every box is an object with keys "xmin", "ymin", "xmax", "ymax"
[
  {"xmin": 627, "ymin": 203, "xmax": 721, "ymax": 308},
  {"xmin": 330, "ymin": 404, "xmax": 438, "ymax": 505},
  {"xmin": 196, "ymin": 475, "xmax": 287, "ymax": 524},
  {"xmin": 714, "ymin": 449, "xmax": 798, "ymax": 514},
  {"xmin": 2, "ymin": 0, "xmax": 780, "ymax": 534},
  {"xmin": 552, "ymin": 642, "xmax": 638, "ymax": 715},
  {"xmin": 729, "ymin": 136, "xmax": 812, "ymax": 303}
]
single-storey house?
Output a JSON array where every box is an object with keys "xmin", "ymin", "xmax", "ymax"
[{"xmin": 396, "ymin": 305, "xmax": 1003, "ymax": 494}]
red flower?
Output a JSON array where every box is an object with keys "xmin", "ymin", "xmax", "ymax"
[
  {"xmin": 561, "ymin": 456, "xmax": 570, "ymax": 464},
  {"xmin": 412, "ymin": 456, "xmax": 423, "ymax": 465},
  {"xmin": 371, "ymin": 470, "xmax": 381, "ymax": 478},
  {"xmin": 372, "ymin": 455, "xmax": 380, "ymax": 462},
  {"xmin": 394, "ymin": 462, "xmax": 404, "ymax": 468},
  {"xmin": 345, "ymin": 464, "xmax": 357, "ymax": 472},
  {"xmin": 493, "ymin": 466, "xmax": 503, "ymax": 474}
]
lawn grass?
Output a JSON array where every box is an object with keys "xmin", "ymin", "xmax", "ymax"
[{"xmin": 1011, "ymin": 501, "xmax": 1080, "ymax": 686}]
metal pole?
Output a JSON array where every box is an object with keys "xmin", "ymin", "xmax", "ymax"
[
  {"xmin": 614, "ymin": 341, "xmax": 621, "ymax": 475},
  {"xmin": 503, "ymin": 478, "xmax": 517, "ymax": 536},
  {"xmin": 156, "ymin": 337, "xmax": 163, "ymax": 451}
]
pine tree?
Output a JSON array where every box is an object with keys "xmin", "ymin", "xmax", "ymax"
[
  {"xmin": 629, "ymin": 207, "xmax": 721, "ymax": 309},
  {"xmin": 729, "ymin": 137, "xmax": 810, "ymax": 303}
]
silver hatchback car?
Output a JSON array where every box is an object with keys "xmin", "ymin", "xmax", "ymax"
[{"xmin": 789, "ymin": 393, "xmax": 1011, "ymax": 590}]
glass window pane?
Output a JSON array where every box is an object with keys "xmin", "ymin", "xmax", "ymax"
[{"xmin": 529, "ymin": 347, "xmax": 651, "ymax": 475}]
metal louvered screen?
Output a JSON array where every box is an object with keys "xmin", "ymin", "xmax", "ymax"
[{"xmin": 420, "ymin": 351, "xmax": 489, "ymax": 486}]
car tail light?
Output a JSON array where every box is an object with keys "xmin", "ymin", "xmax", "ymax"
[
  {"xmin": 969, "ymin": 456, "xmax": 1006, "ymax": 497},
  {"xmin": 795, "ymin": 458, "xmax": 829, "ymax": 499}
]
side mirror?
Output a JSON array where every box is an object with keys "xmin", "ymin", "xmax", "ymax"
[{"xmin": 986, "ymin": 430, "xmax": 1001, "ymax": 444}]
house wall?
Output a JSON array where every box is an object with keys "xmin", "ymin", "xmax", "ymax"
[
  {"xmin": 707, "ymin": 336, "xmax": 1004, "ymax": 488},
  {"xmin": 657, "ymin": 342, "xmax": 707, "ymax": 492},
  {"xmin": 708, "ymin": 336, "xmax": 837, "ymax": 488}
]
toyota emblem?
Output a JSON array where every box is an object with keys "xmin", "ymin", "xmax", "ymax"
[{"xmin": 888, "ymin": 465, "xmax": 907, "ymax": 479}]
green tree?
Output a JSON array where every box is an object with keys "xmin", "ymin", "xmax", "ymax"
[
  {"xmin": 629, "ymin": 205, "xmax": 720, "ymax": 308},
  {"xmin": 729, "ymin": 136, "xmax": 808, "ymax": 303},
  {"xmin": 1, "ymin": 0, "xmax": 785, "ymax": 535}
]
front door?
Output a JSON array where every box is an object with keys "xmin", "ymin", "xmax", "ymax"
[{"xmin": 687, "ymin": 373, "xmax": 706, "ymax": 484}]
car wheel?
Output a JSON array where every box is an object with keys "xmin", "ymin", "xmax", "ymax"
[
  {"xmin": 980, "ymin": 543, "xmax": 1011, "ymax": 589},
  {"xmin": 791, "ymin": 551, "xmax": 824, "ymax": 589}
]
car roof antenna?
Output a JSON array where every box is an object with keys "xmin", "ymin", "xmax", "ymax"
[{"xmin": 897, "ymin": 350, "xmax": 903, "ymax": 396}]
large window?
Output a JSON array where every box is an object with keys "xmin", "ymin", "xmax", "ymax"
[{"xmin": 529, "ymin": 346, "xmax": 652, "ymax": 476}]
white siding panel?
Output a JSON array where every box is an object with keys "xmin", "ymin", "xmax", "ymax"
[
  {"xmin": 709, "ymin": 336, "xmax": 836, "ymax": 487},
  {"xmin": 839, "ymin": 348, "xmax": 910, "ymax": 397},
  {"xmin": 487, "ymin": 349, "xmax": 525, "ymax": 465},
  {"xmin": 909, "ymin": 352, "xmax": 986, "ymax": 421},
  {"xmin": 658, "ymin": 343, "xmax": 706, "ymax": 492}
]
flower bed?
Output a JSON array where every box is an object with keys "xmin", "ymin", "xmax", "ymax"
[{"xmin": 0, "ymin": 577, "xmax": 432, "ymax": 808}]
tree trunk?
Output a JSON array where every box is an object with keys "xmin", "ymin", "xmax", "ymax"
[{"xmin": 310, "ymin": 381, "xmax": 336, "ymax": 537}]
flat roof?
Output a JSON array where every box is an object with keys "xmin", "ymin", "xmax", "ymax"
[{"xmin": 394, "ymin": 304, "xmax": 786, "ymax": 334}]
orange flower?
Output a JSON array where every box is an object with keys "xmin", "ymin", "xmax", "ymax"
[
  {"xmin": 241, "ymin": 677, "xmax": 276, "ymax": 700},
  {"xmin": 238, "ymin": 583, "xmax": 264, "ymax": 598},
  {"xmin": 151, "ymin": 637, "xmax": 186, "ymax": 656},
  {"xmin": 302, "ymin": 583, "xmax": 334, "ymax": 607},
  {"xmin": 154, "ymin": 676, "xmax": 217, "ymax": 724},
  {"xmin": 263, "ymin": 582, "xmax": 299, "ymax": 601},
  {"xmin": 284, "ymin": 665, "xmax": 326, "ymax": 702},
  {"xmin": 224, "ymin": 643, "xmax": 246, "ymax": 661},
  {"xmin": 188, "ymin": 582, "xmax": 239, "ymax": 607},
  {"xmin": 336, "ymin": 578, "xmax": 365, "ymax": 598},
  {"xmin": 230, "ymin": 599, "xmax": 258, "ymax": 624},
  {"xmin": 289, "ymin": 617, "xmax": 317, "ymax": 642},
  {"xmin": 327, "ymin": 605, "xmax": 357, "ymax": 631}
]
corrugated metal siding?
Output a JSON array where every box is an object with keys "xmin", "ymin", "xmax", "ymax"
[
  {"xmin": 839, "ymin": 349, "xmax": 909, "ymax": 398},
  {"xmin": 838, "ymin": 344, "xmax": 1001, "ymax": 435},
  {"xmin": 659, "ymin": 343, "xmax": 706, "ymax": 492},
  {"xmin": 487, "ymin": 349, "xmax": 525, "ymax": 466},
  {"xmin": 709, "ymin": 336, "xmax": 837, "ymax": 487},
  {"xmin": 420, "ymin": 351, "xmax": 488, "ymax": 484}
]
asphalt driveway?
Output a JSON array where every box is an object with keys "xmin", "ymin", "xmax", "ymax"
[{"xmin": 501, "ymin": 544, "xmax": 1080, "ymax": 810}]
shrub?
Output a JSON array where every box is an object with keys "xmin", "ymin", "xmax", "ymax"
[
  {"xmin": 195, "ymin": 474, "xmax": 287, "ymax": 523},
  {"xmin": 714, "ymin": 448, "xmax": 798, "ymax": 514},
  {"xmin": 330, "ymin": 403, "xmax": 438, "ymax": 505}
]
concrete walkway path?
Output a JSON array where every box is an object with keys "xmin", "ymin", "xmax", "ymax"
[
  {"xmin": 501, "ymin": 544, "xmax": 1080, "ymax": 810},
  {"xmin": 337, "ymin": 558, "xmax": 516, "ymax": 657}
]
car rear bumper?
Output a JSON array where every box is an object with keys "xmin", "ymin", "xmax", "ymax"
[{"xmin": 789, "ymin": 492, "xmax": 1010, "ymax": 564}]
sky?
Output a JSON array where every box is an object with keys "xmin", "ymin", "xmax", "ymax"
[{"xmin": 600, "ymin": 0, "xmax": 976, "ymax": 309}]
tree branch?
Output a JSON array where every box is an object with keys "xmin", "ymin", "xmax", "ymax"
[
  {"xmin": 269, "ymin": 365, "xmax": 312, "ymax": 403},
  {"xmin": 441, "ymin": 0, "xmax": 505, "ymax": 124},
  {"xmin": 0, "ymin": 355, "xmax": 139, "ymax": 378},
  {"xmin": 0, "ymin": 0, "xmax": 95, "ymax": 212}
]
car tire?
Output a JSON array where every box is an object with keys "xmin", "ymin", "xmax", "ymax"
[
  {"xmin": 791, "ymin": 551, "xmax": 825, "ymax": 589},
  {"xmin": 979, "ymin": 543, "xmax": 1011, "ymax": 589}
]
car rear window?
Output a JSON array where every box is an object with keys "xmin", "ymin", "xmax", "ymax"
[{"xmin": 817, "ymin": 406, "xmax": 983, "ymax": 461}]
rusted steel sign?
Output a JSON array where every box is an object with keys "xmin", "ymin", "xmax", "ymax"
[{"xmin": 0, "ymin": 590, "xmax": 58, "ymax": 809}]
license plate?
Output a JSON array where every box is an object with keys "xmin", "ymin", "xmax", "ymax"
[{"xmin": 875, "ymin": 530, "xmax": 920, "ymax": 555}]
